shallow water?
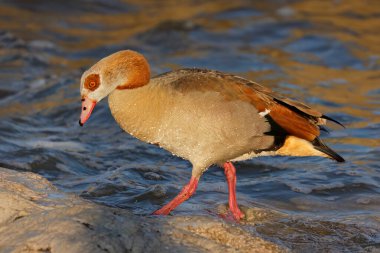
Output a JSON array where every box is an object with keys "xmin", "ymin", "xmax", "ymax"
[{"xmin": 0, "ymin": 0, "xmax": 379, "ymax": 251}]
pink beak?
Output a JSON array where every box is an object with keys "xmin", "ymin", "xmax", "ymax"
[{"xmin": 79, "ymin": 97, "xmax": 97, "ymax": 126}]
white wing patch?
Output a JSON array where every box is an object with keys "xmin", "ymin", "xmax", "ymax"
[{"xmin": 259, "ymin": 108, "xmax": 271, "ymax": 118}]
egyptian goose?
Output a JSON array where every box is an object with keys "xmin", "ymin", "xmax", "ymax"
[{"xmin": 79, "ymin": 50, "xmax": 344, "ymax": 220}]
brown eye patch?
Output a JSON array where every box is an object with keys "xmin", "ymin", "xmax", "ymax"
[{"xmin": 84, "ymin": 74, "xmax": 100, "ymax": 91}]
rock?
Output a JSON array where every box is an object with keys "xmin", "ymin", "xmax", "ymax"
[{"xmin": 0, "ymin": 167, "xmax": 286, "ymax": 253}]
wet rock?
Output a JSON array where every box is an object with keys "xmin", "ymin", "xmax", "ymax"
[
  {"xmin": 0, "ymin": 167, "xmax": 286, "ymax": 253},
  {"xmin": 168, "ymin": 216, "xmax": 286, "ymax": 253}
]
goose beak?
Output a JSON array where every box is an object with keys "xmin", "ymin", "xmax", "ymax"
[{"xmin": 79, "ymin": 97, "xmax": 96, "ymax": 126}]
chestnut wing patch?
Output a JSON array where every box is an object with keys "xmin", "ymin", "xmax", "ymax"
[
  {"xmin": 268, "ymin": 103, "xmax": 320, "ymax": 141},
  {"xmin": 240, "ymin": 79, "xmax": 322, "ymax": 141}
]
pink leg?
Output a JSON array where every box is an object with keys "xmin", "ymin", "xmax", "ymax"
[
  {"xmin": 223, "ymin": 162, "xmax": 245, "ymax": 220},
  {"xmin": 153, "ymin": 176, "xmax": 199, "ymax": 215}
]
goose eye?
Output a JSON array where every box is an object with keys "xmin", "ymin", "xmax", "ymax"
[{"xmin": 89, "ymin": 81, "xmax": 96, "ymax": 88}]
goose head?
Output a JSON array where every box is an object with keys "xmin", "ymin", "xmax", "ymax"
[{"xmin": 79, "ymin": 50, "xmax": 150, "ymax": 126}]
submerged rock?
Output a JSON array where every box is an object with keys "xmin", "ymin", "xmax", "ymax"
[{"xmin": 0, "ymin": 167, "xmax": 286, "ymax": 253}]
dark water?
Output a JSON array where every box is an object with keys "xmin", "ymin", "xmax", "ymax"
[{"xmin": 0, "ymin": 0, "xmax": 379, "ymax": 251}]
